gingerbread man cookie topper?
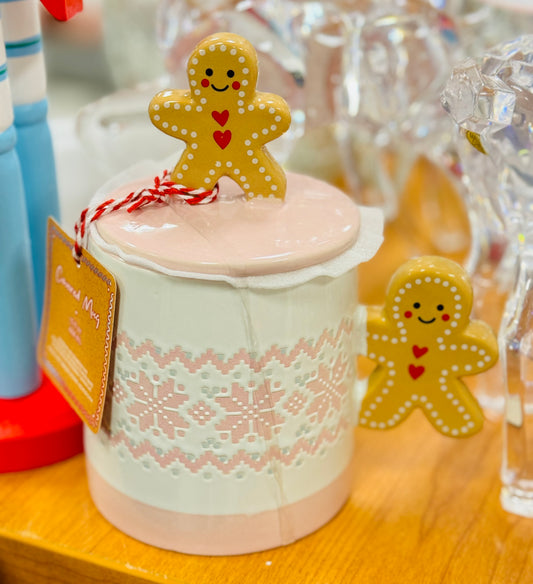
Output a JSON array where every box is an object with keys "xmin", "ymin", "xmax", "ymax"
[
  {"xmin": 149, "ymin": 33, "xmax": 291, "ymax": 200},
  {"xmin": 360, "ymin": 256, "xmax": 498, "ymax": 438}
]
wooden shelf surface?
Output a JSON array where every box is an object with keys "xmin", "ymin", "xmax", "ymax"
[{"xmin": 0, "ymin": 416, "xmax": 531, "ymax": 584}]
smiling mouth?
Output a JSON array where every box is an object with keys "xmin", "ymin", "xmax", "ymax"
[
  {"xmin": 211, "ymin": 84, "xmax": 229, "ymax": 92},
  {"xmin": 418, "ymin": 317, "xmax": 436, "ymax": 324}
]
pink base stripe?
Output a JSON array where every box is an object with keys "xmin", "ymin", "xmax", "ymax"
[{"xmin": 87, "ymin": 462, "xmax": 353, "ymax": 555}]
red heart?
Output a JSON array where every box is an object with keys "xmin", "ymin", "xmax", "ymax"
[
  {"xmin": 412, "ymin": 345, "xmax": 428, "ymax": 359},
  {"xmin": 213, "ymin": 130, "xmax": 232, "ymax": 149},
  {"xmin": 212, "ymin": 110, "xmax": 229, "ymax": 127},
  {"xmin": 408, "ymin": 364, "xmax": 425, "ymax": 380}
]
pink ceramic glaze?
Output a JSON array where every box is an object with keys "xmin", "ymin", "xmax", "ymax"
[{"xmin": 95, "ymin": 172, "xmax": 360, "ymax": 276}]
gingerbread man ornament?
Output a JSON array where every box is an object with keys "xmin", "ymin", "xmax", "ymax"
[
  {"xmin": 360, "ymin": 256, "xmax": 498, "ymax": 438},
  {"xmin": 149, "ymin": 33, "xmax": 291, "ymax": 200}
]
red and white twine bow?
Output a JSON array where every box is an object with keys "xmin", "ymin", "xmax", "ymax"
[{"xmin": 73, "ymin": 170, "xmax": 218, "ymax": 261}]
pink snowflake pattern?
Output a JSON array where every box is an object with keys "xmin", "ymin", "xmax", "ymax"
[
  {"xmin": 283, "ymin": 390, "xmax": 307, "ymax": 416},
  {"xmin": 306, "ymin": 356, "xmax": 348, "ymax": 423},
  {"xmin": 127, "ymin": 371, "xmax": 189, "ymax": 438},
  {"xmin": 112, "ymin": 380, "xmax": 128, "ymax": 404},
  {"xmin": 215, "ymin": 381, "xmax": 285, "ymax": 443},
  {"xmin": 188, "ymin": 400, "xmax": 217, "ymax": 426}
]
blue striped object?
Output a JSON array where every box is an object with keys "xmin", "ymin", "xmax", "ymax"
[
  {"xmin": 0, "ymin": 124, "xmax": 41, "ymax": 398},
  {"xmin": 14, "ymin": 98, "xmax": 59, "ymax": 323},
  {"xmin": 5, "ymin": 34, "xmax": 42, "ymax": 58},
  {"xmin": 0, "ymin": 63, "xmax": 7, "ymax": 82}
]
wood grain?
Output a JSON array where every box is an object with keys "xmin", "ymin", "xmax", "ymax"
[{"xmin": 1, "ymin": 156, "xmax": 529, "ymax": 584}]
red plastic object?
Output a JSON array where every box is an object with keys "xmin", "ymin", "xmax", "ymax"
[
  {"xmin": 40, "ymin": 0, "xmax": 83, "ymax": 21},
  {"xmin": 0, "ymin": 374, "xmax": 83, "ymax": 472}
]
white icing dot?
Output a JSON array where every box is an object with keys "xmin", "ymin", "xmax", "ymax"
[
  {"xmin": 209, "ymin": 169, "xmax": 215, "ymax": 175},
  {"xmin": 465, "ymin": 364, "xmax": 472, "ymax": 371},
  {"xmin": 411, "ymin": 395, "xmax": 418, "ymax": 401},
  {"xmin": 177, "ymin": 173, "xmax": 183, "ymax": 179},
  {"xmin": 182, "ymin": 164, "xmax": 188, "ymax": 170},
  {"xmin": 189, "ymin": 68, "xmax": 195, "ymax": 75},
  {"xmin": 231, "ymin": 49, "xmax": 237, "ymax": 55},
  {"xmin": 200, "ymin": 98, "xmax": 206, "ymax": 104},
  {"xmin": 452, "ymin": 429, "xmax": 459, "ymax": 436},
  {"xmin": 252, "ymin": 158, "xmax": 258, "ymax": 164},
  {"xmin": 406, "ymin": 283, "xmax": 412, "ymax": 289},
  {"xmin": 191, "ymin": 131, "xmax": 197, "ymax": 138},
  {"xmin": 259, "ymin": 104, "xmax": 266, "ymax": 110},
  {"xmin": 153, "ymin": 114, "xmax": 160, "ymax": 121},
  {"xmin": 244, "ymin": 140, "xmax": 251, "ymax": 146},
  {"xmin": 194, "ymin": 89, "xmax": 200, "ymax": 95},
  {"xmin": 204, "ymin": 178, "xmax": 211, "ymax": 184},
  {"xmin": 451, "ymin": 286, "xmax": 457, "ymax": 292},
  {"xmin": 431, "ymin": 411, "xmax": 438, "ymax": 418},
  {"xmin": 238, "ymin": 100, "xmax": 244, "ymax": 106},
  {"xmin": 240, "ymin": 176, "xmax": 246, "ymax": 182},
  {"xmin": 209, "ymin": 44, "xmax": 216, "ymax": 52},
  {"xmin": 259, "ymin": 166, "xmax": 265, "ymax": 173},
  {"xmin": 247, "ymin": 150, "xmax": 254, "ymax": 156},
  {"xmin": 393, "ymin": 314, "xmax": 400, "ymax": 319},
  {"xmin": 391, "ymin": 338, "xmax": 398, "ymax": 344},
  {"xmin": 234, "ymin": 168, "xmax": 240, "ymax": 175},
  {"xmin": 442, "ymin": 426, "xmax": 449, "ymax": 433},
  {"xmin": 199, "ymin": 49, "xmax": 206, "ymax": 55},
  {"xmin": 484, "ymin": 356, "xmax": 492, "ymax": 362},
  {"xmin": 443, "ymin": 281, "xmax": 449, "ymax": 287},
  {"xmin": 196, "ymin": 106, "xmax": 203, "ymax": 112},
  {"xmin": 248, "ymin": 105, "xmax": 254, "ymax": 111},
  {"xmin": 191, "ymin": 143, "xmax": 198, "ymax": 149},
  {"xmin": 262, "ymin": 128, "xmax": 269, "ymax": 135},
  {"xmin": 436, "ymin": 419, "xmax": 443, "ymax": 426},
  {"xmin": 174, "ymin": 103, "xmax": 180, "ymax": 109},
  {"xmin": 451, "ymin": 344, "xmax": 457, "ymax": 350},
  {"xmin": 415, "ymin": 279, "xmax": 422, "ymax": 285},
  {"xmin": 265, "ymin": 176, "xmax": 271, "ymax": 182},
  {"xmin": 215, "ymin": 161, "xmax": 221, "ymax": 167},
  {"xmin": 181, "ymin": 129, "xmax": 187, "ymax": 135},
  {"xmin": 185, "ymin": 105, "xmax": 191, "ymax": 111},
  {"xmin": 226, "ymin": 161, "xmax": 233, "ymax": 167},
  {"xmin": 451, "ymin": 365, "xmax": 459, "ymax": 372},
  {"xmin": 271, "ymin": 125, "xmax": 277, "ymax": 131},
  {"xmin": 153, "ymin": 104, "xmax": 160, "ymax": 111},
  {"xmin": 271, "ymin": 185, "xmax": 277, "ymax": 191},
  {"xmin": 450, "ymin": 323, "xmax": 457, "ymax": 328},
  {"xmin": 393, "ymin": 306, "xmax": 399, "ymax": 312},
  {"xmin": 455, "ymin": 295, "xmax": 461, "ymax": 301},
  {"xmin": 399, "ymin": 288, "xmax": 405, "ymax": 294},
  {"xmin": 192, "ymin": 58, "xmax": 198, "ymax": 65},
  {"xmin": 239, "ymin": 91, "xmax": 245, "ymax": 97},
  {"xmin": 425, "ymin": 276, "xmax": 431, "ymax": 282},
  {"xmin": 188, "ymin": 154, "xmax": 194, "ymax": 160},
  {"xmin": 164, "ymin": 102, "xmax": 171, "ymax": 108},
  {"xmin": 244, "ymin": 183, "xmax": 249, "ymax": 189},
  {"xmin": 243, "ymin": 67, "xmax": 249, "ymax": 74},
  {"xmin": 275, "ymin": 116, "xmax": 281, "ymax": 122},
  {"xmin": 439, "ymin": 344, "xmax": 446, "ymax": 351},
  {"xmin": 162, "ymin": 122, "xmax": 169, "ymax": 128},
  {"xmin": 220, "ymin": 44, "xmax": 227, "ymax": 52},
  {"xmin": 252, "ymin": 133, "xmax": 258, "ymax": 139},
  {"xmin": 239, "ymin": 56, "xmax": 245, "ymax": 62},
  {"xmin": 477, "ymin": 361, "xmax": 484, "ymax": 368}
]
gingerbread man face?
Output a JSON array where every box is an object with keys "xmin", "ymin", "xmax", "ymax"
[
  {"xmin": 149, "ymin": 33, "xmax": 291, "ymax": 200},
  {"xmin": 360, "ymin": 256, "xmax": 498, "ymax": 438},
  {"xmin": 386, "ymin": 260, "xmax": 472, "ymax": 339},
  {"xmin": 188, "ymin": 35, "xmax": 258, "ymax": 106}
]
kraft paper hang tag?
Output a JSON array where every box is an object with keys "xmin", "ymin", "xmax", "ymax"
[{"xmin": 38, "ymin": 218, "xmax": 117, "ymax": 433}]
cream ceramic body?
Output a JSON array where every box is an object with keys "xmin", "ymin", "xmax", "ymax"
[{"xmin": 84, "ymin": 170, "xmax": 382, "ymax": 555}]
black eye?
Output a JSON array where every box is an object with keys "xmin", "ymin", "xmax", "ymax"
[
  {"xmin": 437, "ymin": 304, "xmax": 444, "ymax": 311},
  {"xmin": 413, "ymin": 302, "xmax": 421, "ymax": 309},
  {"xmin": 227, "ymin": 69, "xmax": 235, "ymax": 78},
  {"xmin": 205, "ymin": 68, "xmax": 213, "ymax": 76}
]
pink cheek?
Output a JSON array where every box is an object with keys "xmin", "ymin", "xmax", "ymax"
[
  {"xmin": 442, "ymin": 314, "xmax": 450, "ymax": 321},
  {"xmin": 201, "ymin": 79, "xmax": 209, "ymax": 88},
  {"xmin": 404, "ymin": 311, "xmax": 412, "ymax": 318},
  {"xmin": 232, "ymin": 81, "xmax": 241, "ymax": 90}
]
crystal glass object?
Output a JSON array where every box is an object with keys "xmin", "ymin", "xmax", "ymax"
[
  {"xmin": 339, "ymin": 0, "xmax": 462, "ymax": 223},
  {"xmin": 442, "ymin": 35, "xmax": 533, "ymax": 516}
]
